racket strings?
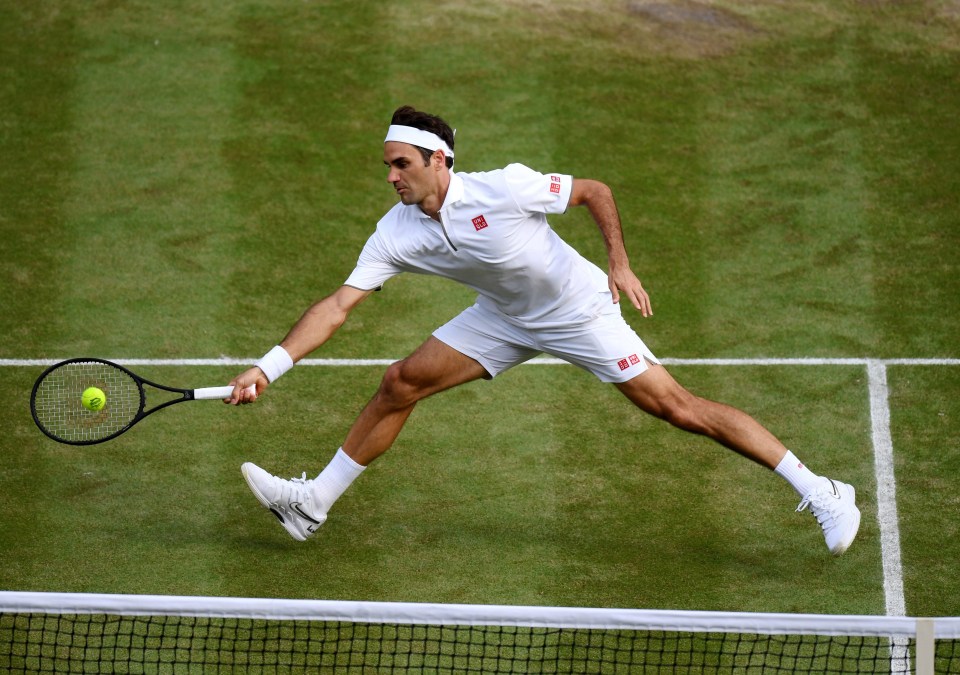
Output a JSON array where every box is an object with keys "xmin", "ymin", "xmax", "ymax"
[{"xmin": 32, "ymin": 362, "xmax": 141, "ymax": 443}]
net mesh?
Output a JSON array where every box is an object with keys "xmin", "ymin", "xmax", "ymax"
[
  {"xmin": 31, "ymin": 360, "xmax": 141, "ymax": 443},
  {"xmin": 2, "ymin": 599, "xmax": 958, "ymax": 674}
]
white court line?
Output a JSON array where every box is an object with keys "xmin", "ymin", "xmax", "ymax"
[
  {"xmin": 867, "ymin": 361, "xmax": 906, "ymax": 617},
  {"xmin": 6, "ymin": 354, "xmax": 957, "ymax": 626},
  {"xmin": 867, "ymin": 361, "xmax": 910, "ymax": 671}
]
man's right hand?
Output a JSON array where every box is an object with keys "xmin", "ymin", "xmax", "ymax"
[{"xmin": 226, "ymin": 367, "xmax": 269, "ymax": 405}]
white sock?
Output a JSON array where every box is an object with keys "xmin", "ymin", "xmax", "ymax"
[
  {"xmin": 311, "ymin": 448, "xmax": 365, "ymax": 514},
  {"xmin": 774, "ymin": 450, "xmax": 822, "ymax": 497}
]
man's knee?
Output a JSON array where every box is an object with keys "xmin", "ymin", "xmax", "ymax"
[
  {"xmin": 657, "ymin": 393, "xmax": 710, "ymax": 434},
  {"xmin": 622, "ymin": 370, "xmax": 697, "ymax": 427},
  {"xmin": 376, "ymin": 358, "xmax": 427, "ymax": 408},
  {"xmin": 377, "ymin": 361, "xmax": 416, "ymax": 408}
]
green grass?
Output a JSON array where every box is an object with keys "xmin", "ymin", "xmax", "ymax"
[{"xmin": 1, "ymin": 0, "xmax": 958, "ymax": 629}]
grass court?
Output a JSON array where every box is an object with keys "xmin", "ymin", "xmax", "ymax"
[{"xmin": 1, "ymin": 0, "xmax": 958, "ymax": 622}]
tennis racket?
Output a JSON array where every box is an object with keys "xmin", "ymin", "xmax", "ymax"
[{"xmin": 30, "ymin": 357, "xmax": 255, "ymax": 445}]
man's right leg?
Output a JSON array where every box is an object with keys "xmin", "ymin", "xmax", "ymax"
[
  {"xmin": 242, "ymin": 337, "xmax": 488, "ymax": 540},
  {"xmin": 342, "ymin": 336, "xmax": 491, "ymax": 465}
]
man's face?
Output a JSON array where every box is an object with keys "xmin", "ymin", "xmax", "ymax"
[{"xmin": 384, "ymin": 141, "xmax": 440, "ymax": 206}]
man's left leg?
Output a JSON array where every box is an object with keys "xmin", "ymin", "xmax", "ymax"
[
  {"xmin": 615, "ymin": 363, "xmax": 787, "ymax": 468},
  {"xmin": 616, "ymin": 364, "xmax": 861, "ymax": 555}
]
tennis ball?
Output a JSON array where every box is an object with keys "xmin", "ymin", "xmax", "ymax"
[{"xmin": 81, "ymin": 386, "xmax": 106, "ymax": 411}]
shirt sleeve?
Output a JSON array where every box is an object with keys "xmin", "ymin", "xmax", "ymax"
[
  {"xmin": 343, "ymin": 228, "xmax": 404, "ymax": 291},
  {"xmin": 502, "ymin": 163, "xmax": 573, "ymax": 215}
]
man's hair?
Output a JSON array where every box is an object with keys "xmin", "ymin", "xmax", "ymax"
[{"xmin": 390, "ymin": 105, "xmax": 455, "ymax": 169}]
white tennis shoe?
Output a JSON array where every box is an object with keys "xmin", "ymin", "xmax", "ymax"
[
  {"xmin": 241, "ymin": 463, "xmax": 326, "ymax": 541},
  {"xmin": 796, "ymin": 477, "xmax": 861, "ymax": 556}
]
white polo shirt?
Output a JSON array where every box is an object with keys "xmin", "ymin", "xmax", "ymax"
[{"xmin": 344, "ymin": 163, "xmax": 611, "ymax": 329}]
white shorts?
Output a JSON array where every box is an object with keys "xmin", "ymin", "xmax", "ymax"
[{"xmin": 432, "ymin": 301, "xmax": 660, "ymax": 383}]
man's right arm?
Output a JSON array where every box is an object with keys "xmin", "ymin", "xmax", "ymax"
[
  {"xmin": 280, "ymin": 285, "xmax": 373, "ymax": 362},
  {"xmin": 227, "ymin": 285, "xmax": 374, "ymax": 404}
]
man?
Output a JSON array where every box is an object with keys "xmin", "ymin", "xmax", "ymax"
[{"xmin": 229, "ymin": 105, "xmax": 860, "ymax": 555}]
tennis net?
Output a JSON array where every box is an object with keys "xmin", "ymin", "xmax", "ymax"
[{"xmin": 1, "ymin": 591, "xmax": 958, "ymax": 674}]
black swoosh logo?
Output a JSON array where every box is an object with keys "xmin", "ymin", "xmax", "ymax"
[{"xmin": 291, "ymin": 502, "xmax": 323, "ymax": 525}]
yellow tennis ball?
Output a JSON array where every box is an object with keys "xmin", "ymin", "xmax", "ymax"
[{"xmin": 81, "ymin": 386, "xmax": 106, "ymax": 411}]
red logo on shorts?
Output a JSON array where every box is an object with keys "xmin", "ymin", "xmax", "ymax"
[
  {"xmin": 629, "ymin": 354, "xmax": 640, "ymax": 365},
  {"xmin": 550, "ymin": 175, "xmax": 561, "ymax": 194},
  {"xmin": 618, "ymin": 358, "xmax": 630, "ymax": 371},
  {"xmin": 472, "ymin": 215, "xmax": 488, "ymax": 231},
  {"xmin": 619, "ymin": 354, "xmax": 640, "ymax": 371}
]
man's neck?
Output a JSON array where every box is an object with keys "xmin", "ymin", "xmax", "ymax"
[{"xmin": 419, "ymin": 170, "xmax": 451, "ymax": 221}]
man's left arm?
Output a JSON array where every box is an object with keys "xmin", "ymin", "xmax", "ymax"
[{"xmin": 568, "ymin": 178, "xmax": 653, "ymax": 317}]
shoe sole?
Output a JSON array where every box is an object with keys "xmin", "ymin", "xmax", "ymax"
[{"xmin": 241, "ymin": 463, "xmax": 308, "ymax": 542}]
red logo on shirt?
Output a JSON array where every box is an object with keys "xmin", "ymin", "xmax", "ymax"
[
  {"xmin": 550, "ymin": 175, "xmax": 561, "ymax": 194},
  {"xmin": 472, "ymin": 215, "xmax": 488, "ymax": 231}
]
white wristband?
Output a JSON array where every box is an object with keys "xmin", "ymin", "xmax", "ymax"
[{"xmin": 255, "ymin": 345, "xmax": 294, "ymax": 383}]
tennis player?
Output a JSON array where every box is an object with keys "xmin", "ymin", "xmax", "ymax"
[{"xmin": 229, "ymin": 105, "xmax": 860, "ymax": 555}]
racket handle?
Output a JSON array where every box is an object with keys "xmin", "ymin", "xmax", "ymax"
[{"xmin": 194, "ymin": 384, "xmax": 257, "ymax": 400}]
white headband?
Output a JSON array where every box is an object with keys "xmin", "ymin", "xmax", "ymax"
[{"xmin": 384, "ymin": 124, "xmax": 454, "ymax": 160}]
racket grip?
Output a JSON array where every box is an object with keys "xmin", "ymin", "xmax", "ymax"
[{"xmin": 194, "ymin": 384, "xmax": 257, "ymax": 400}]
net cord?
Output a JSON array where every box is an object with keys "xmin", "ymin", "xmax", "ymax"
[{"xmin": 1, "ymin": 591, "xmax": 957, "ymax": 638}]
